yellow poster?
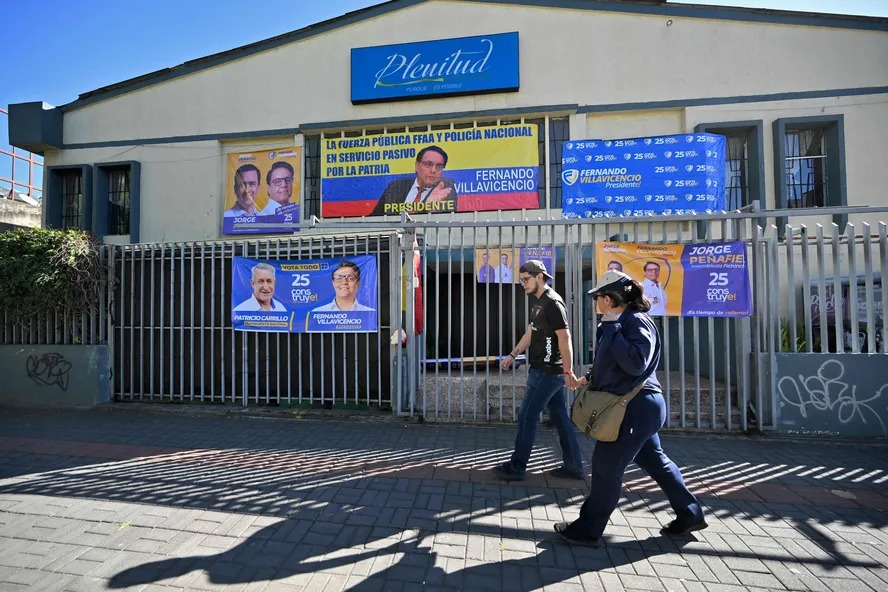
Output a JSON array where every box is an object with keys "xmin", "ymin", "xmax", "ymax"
[{"xmin": 222, "ymin": 147, "xmax": 302, "ymax": 235}]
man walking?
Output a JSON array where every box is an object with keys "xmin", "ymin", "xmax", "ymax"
[{"xmin": 496, "ymin": 260, "xmax": 584, "ymax": 481}]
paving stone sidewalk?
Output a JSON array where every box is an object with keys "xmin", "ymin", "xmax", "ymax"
[{"xmin": 0, "ymin": 406, "xmax": 886, "ymax": 591}]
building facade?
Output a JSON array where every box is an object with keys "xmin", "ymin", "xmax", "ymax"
[{"xmin": 7, "ymin": 0, "xmax": 887, "ymax": 243}]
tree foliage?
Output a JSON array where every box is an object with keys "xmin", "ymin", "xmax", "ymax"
[{"xmin": 0, "ymin": 228, "xmax": 104, "ymax": 319}]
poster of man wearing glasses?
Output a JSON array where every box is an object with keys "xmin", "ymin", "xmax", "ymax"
[
  {"xmin": 320, "ymin": 123, "xmax": 539, "ymax": 217},
  {"xmin": 222, "ymin": 147, "xmax": 302, "ymax": 235},
  {"xmin": 231, "ymin": 255, "xmax": 378, "ymax": 333}
]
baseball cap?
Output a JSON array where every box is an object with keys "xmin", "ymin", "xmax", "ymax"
[
  {"xmin": 520, "ymin": 259, "xmax": 553, "ymax": 280},
  {"xmin": 588, "ymin": 269, "xmax": 633, "ymax": 296}
]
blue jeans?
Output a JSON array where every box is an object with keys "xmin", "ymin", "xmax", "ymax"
[
  {"xmin": 568, "ymin": 390, "xmax": 703, "ymax": 538},
  {"xmin": 508, "ymin": 368, "xmax": 584, "ymax": 475}
]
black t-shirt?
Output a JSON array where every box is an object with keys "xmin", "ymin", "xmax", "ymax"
[{"xmin": 527, "ymin": 287, "xmax": 569, "ymax": 373}]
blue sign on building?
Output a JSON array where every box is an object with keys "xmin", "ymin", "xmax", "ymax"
[
  {"xmin": 560, "ymin": 133, "xmax": 727, "ymax": 219},
  {"xmin": 351, "ymin": 32, "xmax": 519, "ymax": 104}
]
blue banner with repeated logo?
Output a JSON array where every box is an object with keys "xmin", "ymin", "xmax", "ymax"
[
  {"xmin": 350, "ymin": 32, "xmax": 519, "ymax": 104},
  {"xmin": 232, "ymin": 255, "xmax": 378, "ymax": 333},
  {"xmin": 560, "ymin": 133, "xmax": 726, "ymax": 219}
]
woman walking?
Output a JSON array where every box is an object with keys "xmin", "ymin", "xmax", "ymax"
[{"xmin": 557, "ymin": 269, "xmax": 707, "ymax": 546}]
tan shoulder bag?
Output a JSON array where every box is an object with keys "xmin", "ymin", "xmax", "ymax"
[{"xmin": 569, "ymin": 382, "xmax": 646, "ymax": 442}]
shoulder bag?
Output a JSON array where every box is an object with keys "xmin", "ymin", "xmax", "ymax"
[{"xmin": 569, "ymin": 381, "xmax": 646, "ymax": 442}]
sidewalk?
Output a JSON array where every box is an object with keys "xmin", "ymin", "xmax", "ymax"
[{"xmin": 0, "ymin": 406, "xmax": 886, "ymax": 591}]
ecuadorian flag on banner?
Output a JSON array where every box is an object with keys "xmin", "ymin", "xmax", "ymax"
[{"xmin": 321, "ymin": 124, "xmax": 540, "ymax": 217}]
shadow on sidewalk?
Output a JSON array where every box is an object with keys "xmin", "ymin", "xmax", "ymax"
[
  {"xmin": 2, "ymin": 411, "xmax": 886, "ymax": 589},
  {"xmin": 107, "ymin": 519, "xmax": 882, "ymax": 591}
]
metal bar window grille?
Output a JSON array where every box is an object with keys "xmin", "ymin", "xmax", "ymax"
[
  {"xmin": 724, "ymin": 132, "xmax": 749, "ymax": 210},
  {"xmin": 547, "ymin": 117, "xmax": 570, "ymax": 209},
  {"xmin": 61, "ymin": 171, "xmax": 83, "ymax": 229},
  {"xmin": 304, "ymin": 136, "xmax": 321, "ymax": 219},
  {"xmin": 785, "ymin": 128, "xmax": 827, "ymax": 208},
  {"xmin": 108, "ymin": 168, "xmax": 131, "ymax": 234}
]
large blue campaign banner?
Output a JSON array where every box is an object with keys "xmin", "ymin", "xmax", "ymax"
[
  {"xmin": 561, "ymin": 133, "xmax": 727, "ymax": 219},
  {"xmin": 351, "ymin": 32, "xmax": 519, "ymax": 104},
  {"xmin": 232, "ymin": 255, "xmax": 378, "ymax": 333},
  {"xmin": 596, "ymin": 241, "xmax": 750, "ymax": 317}
]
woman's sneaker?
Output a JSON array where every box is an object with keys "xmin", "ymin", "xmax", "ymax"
[
  {"xmin": 493, "ymin": 462, "xmax": 526, "ymax": 481},
  {"xmin": 554, "ymin": 522, "xmax": 601, "ymax": 547},
  {"xmin": 661, "ymin": 518, "xmax": 708, "ymax": 536},
  {"xmin": 546, "ymin": 466, "xmax": 585, "ymax": 480}
]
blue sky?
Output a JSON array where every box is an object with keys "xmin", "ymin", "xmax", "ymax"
[{"xmin": 3, "ymin": 0, "xmax": 886, "ymax": 109}]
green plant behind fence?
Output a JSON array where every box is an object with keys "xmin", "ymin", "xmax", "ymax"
[
  {"xmin": 780, "ymin": 321, "xmax": 808, "ymax": 353},
  {"xmin": 0, "ymin": 228, "xmax": 104, "ymax": 320}
]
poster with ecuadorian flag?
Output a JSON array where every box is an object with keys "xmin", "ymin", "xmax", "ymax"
[{"xmin": 321, "ymin": 124, "xmax": 539, "ymax": 217}]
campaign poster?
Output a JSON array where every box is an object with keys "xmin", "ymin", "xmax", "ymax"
[
  {"xmin": 519, "ymin": 247, "xmax": 555, "ymax": 285},
  {"xmin": 475, "ymin": 248, "xmax": 519, "ymax": 284},
  {"xmin": 231, "ymin": 255, "xmax": 378, "ymax": 332},
  {"xmin": 475, "ymin": 246, "xmax": 555, "ymax": 284},
  {"xmin": 222, "ymin": 147, "xmax": 302, "ymax": 235},
  {"xmin": 321, "ymin": 123, "xmax": 539, "ymax": 217},
  {"xmin": 561, "ymin": 133, "xmax": 727, "ymax": 219},
  {"xmin": 595, "ymin": 241, "xmax": 750, "ymax": 317}
]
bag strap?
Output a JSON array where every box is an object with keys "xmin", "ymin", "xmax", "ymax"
[{"xmin": 621, "ymin": 380, "xmax": 647, "ymax": 403}]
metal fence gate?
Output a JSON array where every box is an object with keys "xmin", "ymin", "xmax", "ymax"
[
  {"xmin": 3, "ymin": 206, "xmax": 885, "ymax": 433},
  {"xmin": 106, "ymin": 234, "xmax": 397, "ymax": 408}
]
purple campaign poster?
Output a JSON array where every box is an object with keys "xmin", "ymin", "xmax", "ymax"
[
  {"xmin": 680, "ymin": 242, "xmax": 751, "ymax": 317},
  {"xmin": 519, "ymin": 246, "xmax": 555, "ymax": 284}
]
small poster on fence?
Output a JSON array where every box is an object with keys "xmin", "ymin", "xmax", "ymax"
[{"xmin": 596, "ymin": 241, "xmax": 751, "ymax": 317}]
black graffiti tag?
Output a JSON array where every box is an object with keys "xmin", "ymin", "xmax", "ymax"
[{"xmin": 26, "ymin": 353, "xmax": 72, "ymax": 391}]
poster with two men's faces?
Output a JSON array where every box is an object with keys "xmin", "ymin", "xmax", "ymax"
[{"xmin": 223, "ymin": 146, "xmax": 302, "ymax": 235}]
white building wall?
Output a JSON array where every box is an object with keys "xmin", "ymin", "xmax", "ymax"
[
  {"xmin": 61, "ymin": 2, "xmax": 888, "ymax": 144},
  {"xmin": 41, "ymin": 0, "xmax": 888, "ymax": 243}
]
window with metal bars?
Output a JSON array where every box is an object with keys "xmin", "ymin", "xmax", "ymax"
[
  {"xmin": 302, "ymin": 115, "xmax": 570, "ymax": 218},
  {"xmin": 304, "ymin": 136, "xmax": 321, "ymax": 219},
  {"xmin": 699, "ymin": 129, "xmax": 752, "ymax": 211},
  {"xmin": 784, "ymin": 128, "xmax": 827, "ymax": 208},
  {"xmin": 723, "ymin": 133, "xmax": 750, "ymax": 211},
  {"xmin": 60, "ymin": 171, "xmax": 83, "ymax": 230},
  {"xmin": 108, "ymin": 168, "xmax": 131, "ymax": 234}
]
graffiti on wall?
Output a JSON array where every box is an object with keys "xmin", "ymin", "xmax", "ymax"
[
  {"xmin": 776, "ymin": 355, "xmax": 888, "ymax": 437},
  {"xmin": 26, "ymin": 353, "xmax": 72, "ymax": 391}
]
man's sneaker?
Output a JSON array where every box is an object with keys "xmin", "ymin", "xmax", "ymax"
[
  {"xmin": 554, "ymin": 522, "xmax": 601, "ymax": 547},
  {"xmin": 660, "ymin": 518, "xmax": 708, "ymax": 536},
  {"xmin": 493, "ymin": 462, "xmax": 526, "ymax": 481},
  {"xmin": 546, "ymin": 467, "xmax": 585, "ymax": 480}
]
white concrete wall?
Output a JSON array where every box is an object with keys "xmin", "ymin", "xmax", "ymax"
[
  {"xmin": 0, "ymin": 199, "xmax": 42, "ymax": 229},
  {"xmin": 42, "ymin": 1, "xmax": 888, "ymax": 243},
  {"xmin": 61, "ymin": 3, "xmax": 888, "ymax": 142}
]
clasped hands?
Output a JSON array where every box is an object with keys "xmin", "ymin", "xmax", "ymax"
[{"xmin": 565, "ymin": 373, "xmax": 587, "ymax": 390}]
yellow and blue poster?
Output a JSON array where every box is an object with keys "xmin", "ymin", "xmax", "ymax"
[
  {"xmin": 321, "ymin": 124, "xmax": 539, "ymax": 217},
  {"xmin": 596, "ymin": 241, "xmax": 750, "ymax": 317},
  {"xmin": 232, "ymin": 255, "xmax": 378, "ymax": 332},
  {"xmin": 223, "ymin": 147, "xmax": 302, "ymax": 235},
  {"xmin": 475, "ymin": 246, "xmax": 555, "ymax": 285}
]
